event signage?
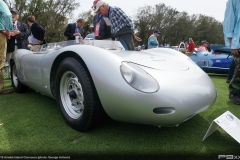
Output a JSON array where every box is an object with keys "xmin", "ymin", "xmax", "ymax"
[{"xmin": 202, "ymin": 111, "xmax": 240, "ymax": 144}]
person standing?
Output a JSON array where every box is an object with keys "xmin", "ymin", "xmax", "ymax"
[
  {"xmin": 93, "ymin": 13, "xmax": 112, "ymax": 40},
  {"xmin": 223, "ymin": 0, "xmax": 240, "ymax": 104},
  {"xmin": 64, "ymin": 18, "xmax": 85, "ymax": 41},
  {"xmin": 27, "ymin": 15, "xmax": 46, "ymax": 52},
  {"xmin": 188, "ymin": 38, "xmax": 195, "ymax": 52},
  {"xmin": 92, "ymin": 0, "xmax": 142, "ymax": 50},
  {"xmin": 148, "ymin": 29, "xmax": 161, "ymax": 49},
  {"xmin": 185, "ymin": 38, "xmax": 195, "ymax": 56},
  {"xmin": 0, "ymin": 0, "xmax": 13, "ymax": 94},
  {"xmin": 7, "ymin": 8, "xmax": 29, "ymax": 66}
]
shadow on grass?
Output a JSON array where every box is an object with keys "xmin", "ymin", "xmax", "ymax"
[{"xmin": 1, "ymin": 78, "xmax": 240, "ymax": 158}]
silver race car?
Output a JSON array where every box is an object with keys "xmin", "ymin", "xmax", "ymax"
[{"xmin": 11, "ymin": 40, "xmax": 217, "ymax": 131}]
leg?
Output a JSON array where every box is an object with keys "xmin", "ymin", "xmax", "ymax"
[
  {"xmin": 227, "ymin": 59, "xmax": 235, "ymax": 83},
  {"xmin": 0, "ymin": 32, "xmax": 12, "ymax": 94},
  {"xmin": 119, "ymin": 34, "xmax": 135, "ymax": 51},
  {"xmin": 0, "ymin": 69, "xmax": 4, "ymax": 91},
  {"xmin": 0, "ymin": 32, "xmax": 7, "ymax": 91},
  {"xmin": 229, "ymin": 55, "xmax": 240, "ymax": 104},
  {"xmin": 6, "ymin": 52, "xmax": 13, "ymax": 78}
]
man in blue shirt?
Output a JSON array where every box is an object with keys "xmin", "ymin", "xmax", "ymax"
[
  {"xmin": 92, "ymin": 0, "xmax": 142, "ymax": 50},
  {"xmin": 148, "ymin": 29, "xmax": 161, "ymax": 49},
  {"xmin": 0, "ymin": 0, "xmax": 13, "ymax": 94},
  {"xmin": 64, "ymin": 19, "xmax": 85, "ymax": 41},
  {"xmin": 223, "ymin": 0, "xmax": 240, "ymax": 104}
]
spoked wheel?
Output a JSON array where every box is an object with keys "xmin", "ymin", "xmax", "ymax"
[
  {"xmin": 55, "ymin": 57, "xmax": 105, "ymax": 132},
  {"xmin": 60, "ymin": 71, "xmax": 85, "ymax": 120},
  {"xmin": 11, "ymin": 61, "xmax": 28, "ymax": 93}
]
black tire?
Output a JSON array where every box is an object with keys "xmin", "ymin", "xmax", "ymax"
[
  {"xmin": 55, "ymin": 57, "xmax": 105, "ymax": 132},
  {"xmin": 11, "ymin": 61, "xmax": 28, "ymax": 93}
]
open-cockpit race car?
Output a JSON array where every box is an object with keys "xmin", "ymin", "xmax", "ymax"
[{"xmin": 10, "ymin": 40, "xmax": 217, "ymax": 131}]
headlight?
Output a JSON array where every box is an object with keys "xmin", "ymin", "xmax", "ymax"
[{"xmin": 120, "ymin": 62, "xmax": 159, "ymax": 93}]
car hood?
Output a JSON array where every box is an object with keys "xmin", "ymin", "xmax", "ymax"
[{"xmin": 113, "ymin": 49, "xmax": 189, "ymax": 71}]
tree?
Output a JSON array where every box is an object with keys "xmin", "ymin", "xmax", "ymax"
[
  {"xmin": 5, "ymin": 0, "xmax": 80, "ymax": 42},
  {"xmin": 133, "ymin": 3, "xmax": 224, "ymax": 47},
  {"xmin": 78, "ymin": 10, "xmax": 95, "ymax": 35}
]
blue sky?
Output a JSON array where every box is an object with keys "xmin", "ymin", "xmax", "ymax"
[{"xmin": 76, "ymin": 0, "xmax": 228, "ymax": 22}]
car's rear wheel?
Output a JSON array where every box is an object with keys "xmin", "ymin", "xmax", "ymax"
[
  {"xmin": 55, "ymin": 57, "xmax": 104, "ymax": 132},
  {"xmin": 11, "ymin": 61, "xmax": 28, "ymax": 93}
]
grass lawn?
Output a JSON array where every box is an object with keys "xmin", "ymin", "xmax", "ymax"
[{"xmin": 0, "ymin": 74, "xmax": 240, "ymax": 159}]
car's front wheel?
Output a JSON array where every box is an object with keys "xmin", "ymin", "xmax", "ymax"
[
  {"xmin": 11, "ymin": 61, "xmax": 28, "ymax": 93},
  {"xmin": 55, "ymin": 57, "xmax": 105, "ymax": 132}
]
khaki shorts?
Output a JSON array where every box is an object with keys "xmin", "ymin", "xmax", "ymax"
[
  {"xmin": 30, "ymin": 44, "xmax": 42, "ymax": 52},
  {"xmin": 0, "ymin": 32, "xmax": 7, "ymax": 91}
]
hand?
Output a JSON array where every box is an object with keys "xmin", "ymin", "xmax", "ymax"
[
  {"xmin": 12, "ymin": 29, "xmax": 20, "ymax": 35},
  {"xmin": 231, "ymin": 49, "xmax": 239, "ymax": 55},
  {"xmin": 133, "ymin": 35, "xmax": 142, "ymax": 42},
  {"xmin": 74, "ymin": 33, "xmax": 80, "ymax": 36},
  {"xmin": 39, "ymin": 40, "xmax": 43, "ymax": 45},
  {"xmin": 9, "ymin": 31, "xmax": 15, "ymax": 36}
]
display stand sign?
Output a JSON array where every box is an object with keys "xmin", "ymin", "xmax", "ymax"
[{"xmin": 202, "ymin": 111, "xmax": 240, "ymax": 143}]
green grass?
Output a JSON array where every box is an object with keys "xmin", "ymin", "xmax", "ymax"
[{"xmin": 0, "ymin": 75, "xmax": 240, "ymax": 159}]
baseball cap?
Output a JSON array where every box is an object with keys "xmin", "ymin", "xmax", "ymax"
[
  {"xmin": 201, "ymin": 40, "xmax": 208, "ymax": 44},
  {"xmin": 92, "ymin": 0, "xmax": 100, "ymax": 8},
  {"xmin": 92, "ymin": 0, "xmax": 106, "ymax": 13},
  {"xmin": 154, "ymin": 29, "xmax": 161, "ymax": 34},
  {"xmin": 10, "ymin": 8, "xmax": 19, "ymax": 14}
]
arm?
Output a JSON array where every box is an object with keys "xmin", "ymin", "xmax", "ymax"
[
  {"xmin": 16, "ymin": 23, "xmax": 29, "ymax": 40},
  {"xmin": 223, "ymin": 0, "xmax": 239, "ymax": 55},
  {"xmin": 114, "ymin": 7, "xmax": 141, "ymax": 41},
  {"xmin": 64, "ymin": 24, "xmax": 75, "ymax": 38},
  {"xmin": 36, "ymin": 24, "xmax": 45, "ymax": 41},
  {"xmin": 114, "ymin": 7, "xmax": 134, "ymax": 34},
  {"xmin": 148, "ymin": 36, "xmax": 158, "ymax": 45},
  {"xmin": 149, "ymin": 41, "xmax": 158, "ymax": 45},
  {"xmin": 223, "ymin": 0, "xmax": 235, "ymax": 43},
  {"xmin": 31, "ymin": 23, "xmax": 45, "ymax": 44}
]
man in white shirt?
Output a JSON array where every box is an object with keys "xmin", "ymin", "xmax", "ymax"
[
  {"xmin": 197, "ymin": 40, "xmax": 209, "ymax": 52},
  {"xmin": 148, "ymin": 29, "xmax": 161, "ymax": 49},
  {"xmin": 7, "ymin": 8, "xmax": 29, "ymax": 66}
]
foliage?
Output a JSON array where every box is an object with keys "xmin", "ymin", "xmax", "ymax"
[
  {"xmin": 77, "ymin": 10, "xmax": 95, "ymax": 35},
  {"xmin": 133, "ymin": 3, "xmax": 224, "ymax": 47},
  {"xmin": 5, "ymin": 0, "xmax": 80, "ymax": 42},
  {"xmin": 4, "ymin": 1, "xmax": 224, "ymax": 46}
]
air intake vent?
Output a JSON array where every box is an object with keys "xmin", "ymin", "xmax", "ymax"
[{"xmin": 153, "ymin": 107, "xmax": 175, "ymax": 115}]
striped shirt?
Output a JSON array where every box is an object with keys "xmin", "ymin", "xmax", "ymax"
[
  {"xmin": 108, "ymin": 6, "xmax": 134, "ymax": 35},
  {"xmin": 223, "ymin": 0, "xmax": 240, "ymax": 49}
]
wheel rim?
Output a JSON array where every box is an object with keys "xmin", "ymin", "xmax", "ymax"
[
  {"xmin": 60, "ymin": 71, "xmax": 84, "ymax": 119},
  {"xmin": 12, "ymin": 64, "xmax": 18, "ymax": 87}
]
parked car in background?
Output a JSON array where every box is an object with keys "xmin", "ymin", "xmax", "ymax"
[{"xmin": 189, "ymin": 44, "xmax": 232, "ymax": 74}]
